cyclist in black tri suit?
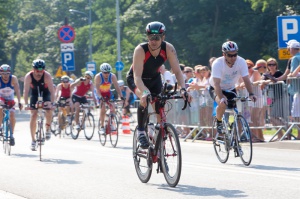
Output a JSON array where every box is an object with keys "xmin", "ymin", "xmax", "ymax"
[
  {"xmin": 126, "ymin": 21, "xmax": 191, "ymax": 149},
  {"xmin": 23, "ymin": 59, "xmax": 55, "ymax": 151}
]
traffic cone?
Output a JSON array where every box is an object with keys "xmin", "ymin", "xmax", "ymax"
[{"xmin": 122, "ymin": 115, "xmax": 131, "ymax": 134}]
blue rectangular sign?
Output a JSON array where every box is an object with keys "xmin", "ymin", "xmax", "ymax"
[
  {"xmin": 61, "ymin": 51, "xmax": 75, "ymax": 71},
  {"xmin": 277, "ymin": 16, "xmax": 300, "ymax": 48}
]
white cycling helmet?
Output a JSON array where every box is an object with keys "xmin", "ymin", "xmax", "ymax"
[
  {"xmin": 100, "ymin": 63, "xmax": 112, "ymax": 72},
  {"xmin": 117, "ymin": 80, "xmax": 124, "ymax": 87},
  {"xmin": 85, "ymin": 71, "xmax": 94, "ymax": 78},
  {"xmin": 222, "ymin": 41, "xmax": 238, "ymax": 53}
]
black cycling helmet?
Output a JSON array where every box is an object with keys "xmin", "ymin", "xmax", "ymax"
[
  {"xmin": 32, "ymin": 59, "xmax": 46, "ymax": 69},
  {"xmin": 145, "ymin": 21, "xmax": 166, "ymax": 35}
]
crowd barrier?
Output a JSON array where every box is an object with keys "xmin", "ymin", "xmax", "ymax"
[{"xmin": 136, "ymin": 77, "xmax": 300, "ymax": 142}]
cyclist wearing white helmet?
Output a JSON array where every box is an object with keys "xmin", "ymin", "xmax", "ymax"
[
  {"xmin": 23, "ymin": 59, "xmax": 55, "ymax": 150},
  {"xmin": 94, "ymin": 63, "xmax": 124, "ymax": 135},
  {"xmin": 208, "ymin": 41, "xmax": 256, "ymax": 135},
  {"xmin": 126, "ymin": 21, "xmax": 191, "ymax": 149},
  {"xmin": 71, "ymin": 71, "xmax": 97, "ymax": 130},
  {"xmin": 0, "ymin": 64, "xmax": 23, "ymax": 146}
]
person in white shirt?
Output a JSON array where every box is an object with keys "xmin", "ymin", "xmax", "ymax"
[
  {"xmin": 160, "ymin": 64, "xmax": 175, "ymax": 85},
  {"xmin": 208, "ymin": 41, "xmax": 256, "ymax": 134}
]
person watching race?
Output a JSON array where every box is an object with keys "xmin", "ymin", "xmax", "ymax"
[
  {"xmin": 208, "ymin": 41, "xmax": 257, "ymax": 134},
  {"xmin": 23, "ymin": 59, "xmax": 55, "ymax": 151},
  {"xmin": 55, "ymin": 75, "xmax": 74, "ymax": 130},
  {"xmin": 126, "ymin": 21, "xmax": 191, "ymax": 149},
  {"xmin": 117, "ymin": 79, "xmax": 136, "ymax": 116},
  {"xmin": 0, "ymin": 64, "xmax": 23, "ymax": 146},
  {"xmin": 71, "ymin": 71, "xmax": 97, "ymax": 131},
  {"xmin": 94, "ymin": 63, "xmax": 124, "ymax": 135}
]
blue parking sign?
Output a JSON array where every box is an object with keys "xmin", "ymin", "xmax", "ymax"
[
  {"xmin": 61, "ymin": 52, "xmax": 75, "ymax": 71},
  {"xmin": 277, "ymin": 16, "xmax": 300, "ymax": 48}
]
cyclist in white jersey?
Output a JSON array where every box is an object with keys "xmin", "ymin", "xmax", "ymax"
[
  {"xmin": 0, "ymin": 64, "xmax": 23, "ymax": 146},
  {"xmin": 208, "ymin": 41, "xmax": 256, "ymax": 134}
]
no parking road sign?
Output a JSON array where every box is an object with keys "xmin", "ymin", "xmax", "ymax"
[{"xmin": 58, "ymin": 25, "xmax": 76, "ymax": 43}]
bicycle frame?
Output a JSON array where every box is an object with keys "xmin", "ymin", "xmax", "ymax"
[{"xmin": 1, "ymin": 104, "xmax": 12, "ymax": 155}]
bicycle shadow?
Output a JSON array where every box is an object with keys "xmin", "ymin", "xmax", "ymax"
[
  {"xmin": 12, "ymin": 153, "xmax": 37, "ymax": 158},
  {"xmin": 247, "ymin": 164, "xmax": 300, "ymax": 171},
  {"xmin": 39, "ymin": 158, "xmax": 82, "ymax": 165},
  {"xmin": 156, "ymin": 184, "xmax": 247, "ymax": 197}
]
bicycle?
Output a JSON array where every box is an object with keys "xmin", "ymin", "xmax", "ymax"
[
  {"xmin": 98, "ymin": 98, "xmax": 124, "ymax": 147},
  {"xmin": 51, "ymin": 97, "xmax": 72, "ymax": 138},
  {"xmin": 132, "ymin": 83, "xmax": 189, "ymax": 187},
  {"xmin": 212, "ymin": 96, "xmax": 253, "ymax": 166},
  {"xmin": 0, "ymin": 102, "xmax": 15, "ymax": 156},
  {"xmin": 71, "ymin": 103, "xmax": 95, "ymax": 140}
]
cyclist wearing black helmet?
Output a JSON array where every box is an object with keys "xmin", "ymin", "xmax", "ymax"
[
  {"xmin": 208, "ymin": 41, "xmax": 256, "ymax": 135},
  {"xmin": 126, "ymin": 21, "xmax": 191, "ymax": 149},
  {"xmin": 23, "ymin": 59, "xmax": 55, "ymax": 151}
]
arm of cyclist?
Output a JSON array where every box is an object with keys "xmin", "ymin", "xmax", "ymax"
[
  {"xmin": 23, "ymin": 72, "xmax": 31, "ymax": 109},
  {"xmin": 89, "ymin": 83, "xmax": 98, "ymax": 106},
  {"xmin": 11, "ymin": 75, "xmax": 23, "ymax": 110},
  {"xmin": 111, "ymin": 74, "xmax": 125, "ymax": 101},
  {"xmin": 167, "ymin": 43, "xmax": 192, "ymax": 102},
  {"xmin": 133, "ymin": 45, "xmax": 151, "ymax": 108},
  {"xmin": 44, "ymin": 71, "xmax": 55, "ymax": 108},
  {"xmin": 242, "ymin": 75, "xmax": 257, "ymax": 102},
  {"xmin": 55, "ymin": 83, "xmax": 62, "ymax": 102},
  {"xmin": 213, "ymin": 77, "xmax": 227, "ymax": 105}
]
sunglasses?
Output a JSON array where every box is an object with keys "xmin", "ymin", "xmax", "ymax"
[
  {"xmin": 85, "ymin": 76, "xmax": 91, "ymax": 80},
  {"xmin": 148, "ymin": 34, "xmax": 162, "ymax": 41},
  {"xmin": 35, "ymin": 69, "xmax": 44, "ymax": 73},
  {"xmin": 62, "ymin": 79, "xmax": 69, "ymax": 83},
  {"xmin": 267, "ymin": 63, "xmax": 276, "ymax": 66},
  {"xmin": 226, "ymin": 53, "xmax": 238, "ymax": 58},
  {"xmin": 184, "ymin": 71, "xmax": 192, "ymax": 73},
  {"xmin": 103, "ymin": 72, "xmax": 110, "ymax": 74},
  {"xmin": 1, "ymin": 72, "xmax": 10, "ymax": 75}
]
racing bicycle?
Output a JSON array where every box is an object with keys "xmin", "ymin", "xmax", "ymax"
[
  {"xmin": 132, "ymin": 83, "xmax": 189, "ymax": 187},
  {"xmin": 0, "ymin": 102, "xmax": 15, "ymax": 155}
]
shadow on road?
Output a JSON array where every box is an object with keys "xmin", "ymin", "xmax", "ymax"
[
  {"xmin": 41, "ymin": 158, "xmax": 82, "ymax": 164},
  {"xmin": 156, "ymin": 184, "xmax": 247, "ymax": 197},
  {"xmin": 12, "ymin": 153, "xmax": 37, "ymax": 158},
  {"xmin": 249, "ymin": 164, "xmax": 300, "ymax": 171}
]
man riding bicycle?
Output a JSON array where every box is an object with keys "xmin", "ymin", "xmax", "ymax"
[
  {"xmin": 94, "ymin": 63, "xmax": 124, "ymax": 135},
  {"xmin": 0, "ymin": 64, "xmax": 23, "ymax": 146},
  {"xmin": 71, "ymin": 71, "xmax": 97, "ymax": 131},
  {"xmin": 208, "ymin": 41, "xmax": 257, "ymax": 134},
  {"xmin": 55, "ymin": 75, "xmax": 74, "ymax": 131},
  {"xmin": 126, "ymin": 21, "xmax": 191, "ymax": 149},
  {"xmin": 23, "ymin": 59, "xmax": 55, "ymax": 150}
]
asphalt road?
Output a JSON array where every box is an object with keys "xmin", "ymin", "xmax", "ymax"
[{"xmin": 0, "ymin": 110, "xmax": 299, "ymax": 199}]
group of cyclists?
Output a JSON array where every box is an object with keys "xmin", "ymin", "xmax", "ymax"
[{"xmin": 0, "ymin": 20, "xmax": 258, "ymax": 156}]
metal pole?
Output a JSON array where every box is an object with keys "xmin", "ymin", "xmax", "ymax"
[
  {"xmin": 89, "ymin": 0, "xmax": 93, "ymax": 62},
  {"xmin": 116, "ymin": 0, "xmax": 122, "ymax": 80}
]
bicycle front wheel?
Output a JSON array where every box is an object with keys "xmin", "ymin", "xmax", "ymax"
[
  {"xmin": 3, "ymin": 121, "xmax": 12, "ymax": 156},
  {"xmin": 109, "ymin": 114, "xmax": 119, "ymax": 147},
  {"xmin": 50, "ymin": 115, "xmax": 58, "ymax": 136},
  {"xmin": 160, "ymin": 123, "xmax": 182, "ymax": 187},
  {"xmin": 84, "ymin": 113, "xmax": 95, "ymax": 140},
  {"xmin": 98, "ymin": 119, "xmax": 106, "ymax": 146},
  {"xmin": 132, "ymin": 126, "xmax": 152, "ymax": 183},
  {"xmin": 65, "ymin": 115, "xmax": 73, "ymax": 136},
  {"xmin": 234, "ymin": 115, "xmax": 253, "ymax": 166},
  {"xmin": 212, "ymin": 118, "xmax": 229, "ymax": 164}
]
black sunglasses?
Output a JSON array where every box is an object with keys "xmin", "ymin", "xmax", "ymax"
[
  {"xmin": 148, "ymin": 34, "xmax": 162, "ymax": 41},
  {"xmin": 226, "ymin": 53, "xmax": 238, "ymax": 58}
]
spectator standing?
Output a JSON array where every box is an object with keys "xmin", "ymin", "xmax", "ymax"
[{"xmin": 160, "ymin": 64, "xmax": 175, "ymax": 85}]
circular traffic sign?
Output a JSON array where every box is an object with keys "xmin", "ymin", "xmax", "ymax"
[
  {"xmin": 58, "ymin": 25, "xmax": 76, "ymax": 43},
  {"xmin": 115, "ymin": 61, "xmax": 124, "ymax": 71}
]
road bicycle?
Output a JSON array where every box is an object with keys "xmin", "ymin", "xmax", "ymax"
[
  {"xmin": 212, "ymin": 96, "xmax": 253, "ymax": 166},
  {"xmin": 98, "ymin": 98, "xmax": 124, "ymax": 147},
  {"xmin": 132, "ymin": 83, "xmax": 189, "ymax": 187},
  {"xmin": 0, "ymin": 102, "xmax": 15, "ymax": 156},
  {"xmin": 51, "ymin": 97, "xmax": 72, "ymax": 138},
  {"xmin": 71, "ymin": 103, "xmax": 95, "ymax": 140}
]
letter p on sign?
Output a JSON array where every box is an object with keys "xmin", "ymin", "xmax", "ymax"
[{"xmin": 282, "ymin": 19, "xmax": 298, "ymax": 40}]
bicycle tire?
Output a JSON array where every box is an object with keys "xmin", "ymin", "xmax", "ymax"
[
  {"xmin": 36, "ymin": 123, "xmax": 44, "ymax": 161},
  {"xmin": 6, "ymin": 121, "xmax": 12, "ymax": 156},
  {"xmin": 212, "ymin": 117, "xmax": 229, "ymax": 164},
  {"xmin": 71, "ymin": 114, "xmax": 81, "ymax": 140},
  {"xmin": 2, "ymin": 120, "xmax": 12, "ymax": 156},
  {"xmin": 234, "ymin": 115, "xmax": 253, "ymax": 166},
  {"xmin": 132, "ymin": 126, "xmax": 152, "ymax": 183},
  {"xmin": 109, "ymin": 114, "xmax": 119, "ymax": 147},
  {"xmin": 50, "ymin": 115, "xmax": 58, "ymax": 135},
  {"xmin": 98, "ymin": 119, "xmax": 106, "ymax": 146},
  {"xmin": 160, "ymin": 123, "xmax": 182, "ymax": 187},
  {"xmin": 116, "ymin": 110, "xmax": 122, "ymax": 124},
  {"xmin": 84, "ymin": 113, "xmax": 95, "ymax": 140},
  {"xmin": 65, "ymin": 115, "xmax": 73, "ymax": 136}
]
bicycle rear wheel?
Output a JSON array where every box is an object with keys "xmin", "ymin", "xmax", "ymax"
[
  {"xmin": 212, "ymin": 118, "xmax": 229, "ymax": 164},
  {"xmin": 160, "ymin": 123, "xmax": 181, "ymax": 187},
  {"xmin": 234, "ymin": 115, "xmax": 253, "ymax": 166},
  {"xmin": 50, "ymin": 115, "xmax": 58, "ymax": 135},
  {"xmin": 65, "ymin": 115, "xmax": 73, "ymax": 136},
  {"xmin": 132, "ymin": 126, "xmax": 152, "ymax": 183},
  {"xmin": 98, "ymin": 119, "xmax": 106, "ymax": 146},
  {"xmin": 109, "ymin": 114, "xmax": 119, "ymax": 147},
  {"xmin": 84, "ymin": 113, "xmax": 95, "ymax": 140}
]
